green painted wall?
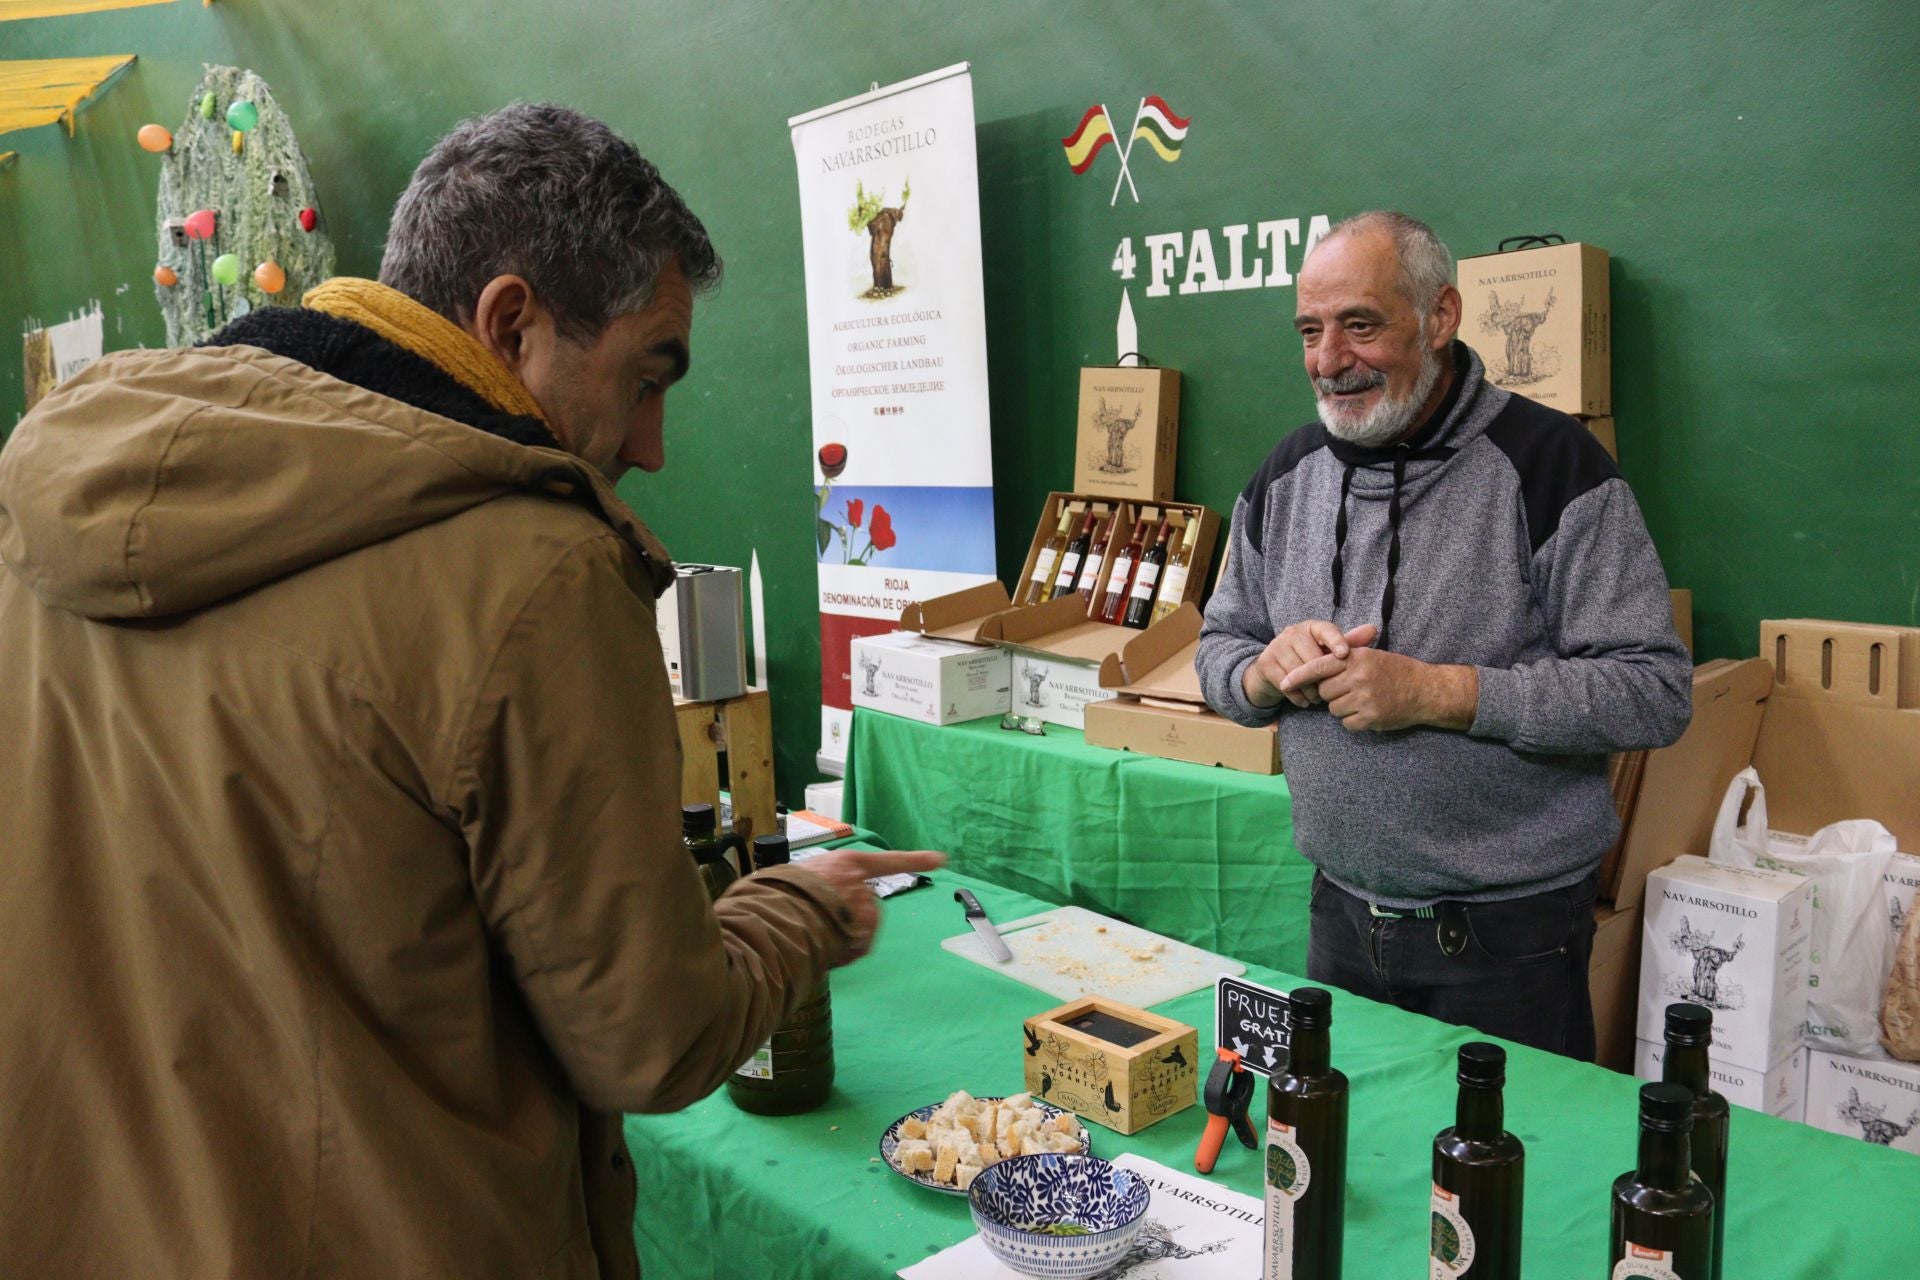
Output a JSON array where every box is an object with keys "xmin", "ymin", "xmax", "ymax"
[{"xmin": 5, "ymin": 2, "xmax": 1916, "ymax": 801}]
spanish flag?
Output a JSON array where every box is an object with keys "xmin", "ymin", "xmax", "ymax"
[
  {"xmin": 1132, "ymin": 95, "xmax": 1190, "ymax": 162},
  {"xmin": 1061, "ymin": 105, "xmax": 1115, "ymax": 174}
]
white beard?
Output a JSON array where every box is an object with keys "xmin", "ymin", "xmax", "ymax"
[{"xmin": 1317, "ymin": 345, "xmax": 1445, "ymax": 448}]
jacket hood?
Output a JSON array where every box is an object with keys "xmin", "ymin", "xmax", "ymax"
[
  {"xmin": 1321, "ymin": 341, "xmax": 1508, "ymax": 497},
  {"xmin": 0, "ymin": 344, "xmax": 672, "ymax": 619}
]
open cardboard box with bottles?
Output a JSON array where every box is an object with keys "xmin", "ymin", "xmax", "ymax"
[
  {"xmin": 1084, "ymin": 603, "xmax": 1282, "ymax": 774},
  {"xmin": 1013, "ymin": 492, "xmax": 1220, "ymax": 624}
]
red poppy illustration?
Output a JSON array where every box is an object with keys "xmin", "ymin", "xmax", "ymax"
[
  {"xmin": 868, "ymin": 505, "xmax": 896, "ymax": 552},
  {"xmin": 846, "ymin": 497, "xmax": 864, "ymax": 528}
]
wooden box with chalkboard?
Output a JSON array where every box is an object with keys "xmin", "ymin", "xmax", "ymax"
[{"xmin": 1022, "ymin": 996, "xmax": 1198, "ymax": 1135}]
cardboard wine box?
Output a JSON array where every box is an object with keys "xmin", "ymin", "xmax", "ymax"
[
  {"xmin": 1803, "ymin": 1050, "xmax": 1920, "ymax": 1155},
  {"xmin": 1591, "ymin": 902, "xmax": 1644, "ymax": 1073},
  {"xmin": 979, "ymin": 594, "xmax": 1127, "ymax": 730},
  {"xmin": 1634, "ymin": 1038, "xmax": 1807, "ymax": 1121},
  {"xmin": 1887, "ymin": 852, "xmax": 1920, "ymax": 948},
  {"xmin": 849, "ymin": 632, "xmax": 1010, "ymax": 727},
  {"xmin": 1074, "ymin": 365, "xmax": 1181, "ymax": 502},
  {"xmin": 1457, "ymin": 241, "xmax": 1610, "ymax": 415},
  {"xmin": 1022, "ymin": 996, "xmax": 1198, "ymax": 1135},
  {"xmin": 1763, "ymin": 617, "xmax": 1920, "ymax": 710},
  {"xmin": 1638, "ymin": 856, "xmax": 1812, "ymax": 1072},
  {"xmin": 1582, "ymin": 415, "xmax": 1618, "ymax": 460},
  {"xmin": 899, "ymin": 580, "xmax": 1014, "ymax": 645},
  {"xmin": 1084, "ymin": 604, "xmax": 1281, "ymax": 774},
  {"xmin": 1013, "ymin": 493, "xmax": 1135, "ymax": 610}
]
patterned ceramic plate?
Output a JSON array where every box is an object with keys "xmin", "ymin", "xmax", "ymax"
[{"xmin": 878, "ymin": 1096, "xmax": 1091, "ymax": 1195}]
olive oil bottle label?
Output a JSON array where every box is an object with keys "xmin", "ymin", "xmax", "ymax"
[
  {"xmin": 1612, "ymin": 1243, "xmax": 1682, "ymax": 1280},
  {"xmin": 1429, "ymin": 1183, "xmax": 1475, "ymax": 1278},
  {"xmin": 735, "ymin": 1040, "xmax": 774, "ymax": 1081},
  {"xmin": 1263, "ymin": 1119, "xmax": 1312, "ymax": 1279}
]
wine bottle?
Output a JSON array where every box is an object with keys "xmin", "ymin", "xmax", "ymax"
[
  {"xmin": 1025, "ymin": 507, "xmax": 1078, "ymax": 605},
  {"xmin": 1609, "ymin": 1084, "xmax": 1715, "ymax": 1280},
  {"xmin": 682, "ymin": 803, "xmax": 740, "ymax": 901},
  {"xmin": 1075, "ymin": 511, "xmax": 1116, "ymax": 610},
  {"xmin": 1122, "ymin": 518, "xmax": 1173, "ymax": 628},
  {"xmin": 726, "ymin": 834, "xmax": 835, "ymax": 1115},
  {"xmin": 1051, "ymin": 508, "xmax": 1099, "ymax": 600},
  {"xmin": 1431, "ymin": 1042, "xmax": 1523, "ymax": 1280},
  {"xmin": 1097, "ymin": 517, "xmax": 1151, "ymax": 624},
  {"xmin": 1264, "ymin": 987, "xmax": 1348, "ymax": 1280},
  {"xmin": 1149, "ymin": 515, "xmax": 1204, "ymax": 625},
  {"xmin": 1660, "ymin": 1005, "xmax": 1728, "ymax": 1280}
]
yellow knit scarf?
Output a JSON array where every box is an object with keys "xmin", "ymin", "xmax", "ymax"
[{"xmin": 302, "ymin": 278, "xmax": 549, "ymax": 423}]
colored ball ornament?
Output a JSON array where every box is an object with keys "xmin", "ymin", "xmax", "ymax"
[
  {"xmin": 298, "ymin": 207, "xmax": 318, "ymax": 233},
  {"xmin": 137, "ymin": 123, "xmax": 173, "ymax": 153},
  {"xmin": 211, "ymin": 254, "xmax": 242, "ymax": 286},
  {"xmin": 154, "ymin": 265, "xmax": 178, "ymax": 287},
  {"xmin": 199, "ymin": 91, "xmax": 217, "ymax": 120},
  {"xmin": 253, "ymin": 261, "xmax": 286, "ymax": 294},
  {"xmin": 183, "ymin": 209, "xmax": 217, "ymax": 241},
  {"xmin": 225, "ymin": 100, "xmax": 259, "ymax": 133}
]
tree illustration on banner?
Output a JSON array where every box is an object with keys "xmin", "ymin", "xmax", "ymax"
[{"xmin": 848, "ymin": 178, "xmax": 910, "ymax": 298}]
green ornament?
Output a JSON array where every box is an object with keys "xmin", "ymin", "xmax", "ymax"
[
  {"xmin": 226, "ymin": 100, "xmax": 259, "ymax": 133},
  {"xmin": 211, "ymin": 253, "xmax": 242, "ymax": 286},
  {"xmin": 199, "ymin": 91, "xmax": 216, "ymax": 120}
]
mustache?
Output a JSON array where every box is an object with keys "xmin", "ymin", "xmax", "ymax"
[{"xmin": 1314, "ymin": 368, "xmax": 1387, "ymax": 396}]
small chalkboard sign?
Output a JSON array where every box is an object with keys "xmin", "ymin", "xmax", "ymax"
[{"xmin": 1214, "ymin": 974, "xmax": 1291, "ymax": 1077}]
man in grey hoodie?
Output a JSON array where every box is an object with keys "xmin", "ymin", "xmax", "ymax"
[{"xmin": 1197, "ymin": 212, "xmax": 1690, "ymax": 1059}]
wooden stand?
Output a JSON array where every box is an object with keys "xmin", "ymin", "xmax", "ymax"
[
  {"xmin": 1023, "ymin": 996, "xmax": 1198, "ymax": 1135},
  {"xmin": 674, "ymin": 687, "xmax": 777, "ymax": 847}
]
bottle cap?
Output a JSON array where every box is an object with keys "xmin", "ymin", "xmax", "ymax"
[
  {"xmin": 1288, "ymin": 986, "xmax": 1332, "ymax": 1030},
  {"xmin": 1665, "ymin": 1003, "xmax": 1713, "ymax": 1046},
  {"xmin": 1457, "ymin": 1041, "xmax": 1506, "ymax": 1087},
  {"xmin": 1640, "ymin": 1082, "xmax": 1695, "ymax": 1133},
  {"xmin": 682, "ymin": 803, "xmax": 717, "ymax": 835},
  {"xmin": 753, "ymin": 834, "xmax": 792, "ymax": 869}
]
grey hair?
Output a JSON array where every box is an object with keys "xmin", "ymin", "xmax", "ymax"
[
  {"xmin": 379, "ymin": 103, "xmax": 721, "ymax": 343},
  {"xmin": 1321, "ymin": 210, "xmax": 1454, "ymax": 317}
]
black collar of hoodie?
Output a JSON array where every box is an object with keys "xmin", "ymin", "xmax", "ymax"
[
  {"xmin": 1321, "ymin": 340, "xmax": 1471, "ymax": 467},
  {"xmin": 1322, "ymin": 341, "xmax": 1471, "ymax": 652}
]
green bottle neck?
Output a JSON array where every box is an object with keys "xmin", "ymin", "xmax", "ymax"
[
  {"xmin": 1638, "ymin": 1126, "xmax": 1694, "ymax": 1190},
  {"xmin": 1288, "ymin": 1026, "xmax": 1329, "ymax": 1076},
  {"xmin": 1663, "ymin": 1042, "xmax": 1712, "ymax": 1099},
  {"xmin": 1456, "ymin": 1082, "xmax": 1504, "ymax": 1141}
]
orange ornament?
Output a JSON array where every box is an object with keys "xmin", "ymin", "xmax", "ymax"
[
  {"xmin": 154, "ymin": 264, "xmax": 178, "ymax": 287},
  {"xmin": 253, "ymin": 261, "xmax": 287, "ymax": 294},
  {"xmin": 137, "ymin": 123, "xmax": 172, "ymax": 153}
]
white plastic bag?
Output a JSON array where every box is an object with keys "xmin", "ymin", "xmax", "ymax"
[{"xmin": 1708, "ymin": 767, "xmax": 1897, "ymax": 1056}]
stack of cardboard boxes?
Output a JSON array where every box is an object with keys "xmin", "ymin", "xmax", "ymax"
[{"xmin": 1610, "ymin": 619, "xmax": 1920, "ymax": 1153}]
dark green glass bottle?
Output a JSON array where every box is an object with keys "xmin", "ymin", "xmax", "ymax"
[
  {"xmin": 725, "ymin": 834, "xmax": 835, "ymax": 1115},
  {"xmin": 1263, "ymin": 986, "xmax": 1347, "ymax": 1280},
  {"xmin": 682, "ymin": 803, "xmax": 741, "ymax": 901},
  {"xmin": 1610, "ymin": 1083, "xmax": 1715, "ymax": 1280},
  {"xmin": 1431, "ymin": 1042, "xmax": 1523, "ymax": 1279},
  {"xmin": 1660, "ymin": 1004, "xmax": 1728, "ymax": 1280}
]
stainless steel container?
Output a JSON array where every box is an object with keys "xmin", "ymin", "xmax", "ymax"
[{"xmin": 657, "ymin": 564, "xmax": 748, "ymax": 702}]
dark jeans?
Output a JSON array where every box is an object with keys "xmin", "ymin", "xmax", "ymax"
[{"xmin": 1306, "ymin": 869, "xmax": 1599, "ymax": 1061}]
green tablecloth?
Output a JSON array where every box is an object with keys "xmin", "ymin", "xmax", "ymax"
[
  {"xmin": 626, "ymin": 865, "xmax": 1920, "ymax": 1278},
  {"xmin": 843, "ymin": 707, "xmax": 1313, "ymax": 974}
]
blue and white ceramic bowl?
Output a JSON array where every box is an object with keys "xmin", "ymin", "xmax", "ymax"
[{"xmin": 967, "ymin": 1153, "xmax": 1150, "ymax": 1279}]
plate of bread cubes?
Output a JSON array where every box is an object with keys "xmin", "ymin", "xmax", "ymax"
[{"xmin": 878, "ymin": 1090, "xmax": 1090, "ymax": 1194}]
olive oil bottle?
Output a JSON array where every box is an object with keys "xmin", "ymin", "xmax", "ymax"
[
  {"xmin": 1264, "ymin": 987, "xmax": 1348, "ymax": 1280},
  {"xmin": 1660, "ymin": 1004, "xmax": 1728, "ymax": 1280},
  {"xmin": 1610, "ymin": 1084, "xmax": 1715, "ymax": 1280},
  {"xmin": 1430, "ymin": 1042, "xmax": 1523, "ymax": 1280},
  {"xmin": 682, "ymin": 803, "xmax": 741, "ymax": 901},
  {"xmin": 725, "ymin": 834, "xmax": 835, "ymax": 1115}
]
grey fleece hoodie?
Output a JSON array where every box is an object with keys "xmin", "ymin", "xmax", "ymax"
[{"xmin": 1198, "ymin": 342, "xmax": 1691, "ymax": 907}]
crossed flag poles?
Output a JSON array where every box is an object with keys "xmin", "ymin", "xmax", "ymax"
[{"xmin": 1062, "ymin": 94, "xmax": 1191, "ymax": 205}]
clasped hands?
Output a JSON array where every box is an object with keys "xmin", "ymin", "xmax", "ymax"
[{"xmin": 1241, "ymin": 620, "xmax": 1478, "ymax": 733}]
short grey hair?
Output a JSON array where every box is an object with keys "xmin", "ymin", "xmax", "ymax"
[
  {"xmin": 380, "ymin": 103, "xmax": 721, "ymax": 342},
  {"xmin": 1321, "ymin": 210, "xmax": 1453, "ymax": 317}
]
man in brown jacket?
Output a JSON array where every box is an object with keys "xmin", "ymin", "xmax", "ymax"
[{"xmin": 0, "ymin": 104, "xmax": 939, "ymax": 1277}]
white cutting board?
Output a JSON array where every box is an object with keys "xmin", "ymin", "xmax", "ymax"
[{"xmin": 941, "ymin": 906, "xmax": 1244, "ymax": 1007}]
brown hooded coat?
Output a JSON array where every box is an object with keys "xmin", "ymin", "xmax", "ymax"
[{"xmin": 0, "ymin": 342, "xmax": 846, "ymax": 1277}]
